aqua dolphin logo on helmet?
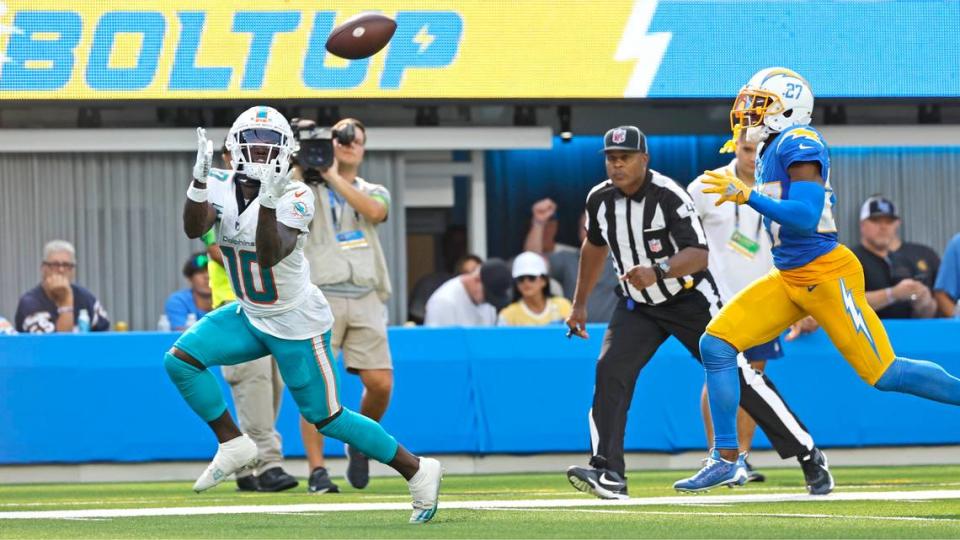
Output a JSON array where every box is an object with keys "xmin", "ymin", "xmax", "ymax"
[
  {"xmin": 226, "ymin": 106, "xmax": 298, "ymax": 185},
  {"xmin": 722, "ymin": 67, "xmax": 814, "ymax": 151}
]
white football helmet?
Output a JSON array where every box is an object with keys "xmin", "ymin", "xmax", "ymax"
[
  {"xmin": 730, "ymin": 67, "xmax": 814, "ymax": 145},
  {"xmin": 225, "ymin": 106, "xmax": 298, "ymax": 184}
]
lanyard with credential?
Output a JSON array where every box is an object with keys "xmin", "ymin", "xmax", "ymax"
[
  {"xmin": 733, "ymin": 204, "xmax": 764, "ymax": 241},
  {"xmin": 328, "ymin": 187, "xmax": 345, "ymax": 232}
]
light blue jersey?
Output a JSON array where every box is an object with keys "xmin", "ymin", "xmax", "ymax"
[{"xmin": 756, "ymin": 125, "xmax": 838, "ymax": 270}]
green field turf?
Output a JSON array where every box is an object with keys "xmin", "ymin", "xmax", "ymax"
[{"xmin": 3, "ymin": 465, "xmax": 960, "ymax": 538}]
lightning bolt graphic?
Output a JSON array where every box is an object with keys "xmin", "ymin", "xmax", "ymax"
[
  {"xmin": 0, "ymin": 2, "xmax": 21, "ymax": 65},
  {"xmin": 413, "ymin": 26, "xmax": 435, "ymax": 54},
  {"xmin": 615, "ymin": 0, "xmax": 671, "ymax": 98},
  {"xmin": 840, "ymin": 278, "xmax": 881, "ymax": 361}
]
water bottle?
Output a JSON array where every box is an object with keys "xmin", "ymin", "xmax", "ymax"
[
  {"xmin": 185, "ymin": 312, "xmax": 197, "ymax": 328},
  {"xmin": 157, "ymin": 314, "xmax": 171, "ymax": 332},
  {"xmin": 77, "ymin": 309, "xmax": 91, "ymax": 333}
]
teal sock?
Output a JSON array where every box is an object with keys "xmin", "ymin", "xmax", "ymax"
[
  {"xmin": 319, "ymin": 408, "xmax": 399, "ymax": 464},
  {"xmin": 163, "ymin": 352, "xmax": 227, "ymax": 422}
]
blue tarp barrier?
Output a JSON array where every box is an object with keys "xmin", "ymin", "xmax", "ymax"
[{"xmin": 1, "ymin": 321, "xmax": 959, "ymax": 464}]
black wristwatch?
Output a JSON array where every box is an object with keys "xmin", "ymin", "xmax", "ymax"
[{"xmin": 654, "ymin": 261, "xmax": 671, "ymax": 280}]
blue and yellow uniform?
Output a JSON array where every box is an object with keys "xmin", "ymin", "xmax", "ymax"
[{"xmin": 706, "ymin": 126, "xmax": 895, "ymax": 385}]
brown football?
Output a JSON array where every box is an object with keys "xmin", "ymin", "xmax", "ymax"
[{"xmin": 325, "ymin": 12, "xmax": 397, "ymax": 60}]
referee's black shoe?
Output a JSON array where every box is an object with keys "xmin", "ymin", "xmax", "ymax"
[
  {"xmin": 566, "ymin": 466, "xmax": 629, "ymax": 500},
  {"xmin": 744, "ymin": 459, "xmax": 766, "ymax": 483},
  {"xmin": 798, "ymin": 447, "xmax": 834, "ymax": 495}
]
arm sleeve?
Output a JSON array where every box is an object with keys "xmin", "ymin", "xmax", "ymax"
[
  {"xmin": 746, "ymin": 180, "xmax": 824, "ymax": 233},
  {"xmin": 276, "ymin": 186, "xmax": 316, "ymax": 233},
  {"xmin": 665, "ymin": 189, "xmax": 708, "ymax": 250},
  {"xmin": 201, "ymin": 227, "xmax": 217, "ymax": 247},
  {"xmin": 365, "ymin": 182, "xmax": 391, "ymax": 219},
  {"xmin": 687, "ymin": 178, "xmax": 712, "ymax": 219},
  {"xmin": 165, "ymin": 293, "xmax": 189, "ymax": 331},
  {"xmin": 935, "ymin": 235, "xmax": 960, "ymax": 300}
]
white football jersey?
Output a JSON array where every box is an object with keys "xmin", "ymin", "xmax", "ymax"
[{"xmin": 206, "ymin": 168, "xmax": 333, "ymax": 339}]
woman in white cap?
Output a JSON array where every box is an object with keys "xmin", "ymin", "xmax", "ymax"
[{"xmin": 498, "ymin": 251, "xmax": 572, "ymax": 326}]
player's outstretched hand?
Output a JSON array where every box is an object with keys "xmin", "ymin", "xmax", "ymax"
[
  {"xmin": 193, "ymin": 127, "xmax": 213, "ymax": 183},
  {"xmin": 565, "ymin": 305, "xmax": 589, "ymax": 340},
  {"xmin": 702, "ymin": 169, "xmax": 752, "ymax": 206},
  {"xmin": 258, "ymin": 168, "xmax": 294, "ymax": 209},
  {"xmin": 786, "ymin": 315, "xmax": 819, "ymax": 341}
]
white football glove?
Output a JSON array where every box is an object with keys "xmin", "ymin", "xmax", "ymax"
[
  {"xmin": 258, "ymin": 168, "xmax": 293, "ymax": 209},
  {"xmin": 192, "ymin": 127, "xmax": 214, "ymax": 183}
]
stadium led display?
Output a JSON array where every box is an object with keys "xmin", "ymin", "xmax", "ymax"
[{"xmin": 0, "ymin": 0, "xmax": 957, "ymax": 100}]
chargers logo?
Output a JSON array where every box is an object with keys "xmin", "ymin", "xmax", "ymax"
[
  {"xmin": 785, "ymin": 128, "xmax": 823, "ymax": 145},
  {"xmin": 840, "ymin": 278, "xmax": 881, "ymax": 361}
]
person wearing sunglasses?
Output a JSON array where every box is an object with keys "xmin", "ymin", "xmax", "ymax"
[
  {"xmin": 164, "ymin": 253, "xmax": 213, "ymax": 331},
  {"xmin": 498, "ymin": 252, "xmax": 572, "ymax": 326},
  {"xmin": 15, "ymin": 239, "xmax": 109, "ymax": 333}
]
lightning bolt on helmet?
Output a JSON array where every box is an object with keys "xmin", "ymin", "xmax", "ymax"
[
  {"xmin": 722, "ymin": 67, "xmax": 814, "ymax": 152},
  {"xmin": 225, "ymin": 106, "xmax": 298, "ymax": 185}
]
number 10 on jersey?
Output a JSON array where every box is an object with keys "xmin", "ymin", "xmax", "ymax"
[{"xmin": 219, "ymin": 246, "xmax": 279, "ymax": 304}]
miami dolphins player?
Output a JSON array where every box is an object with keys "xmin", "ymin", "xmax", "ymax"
[
  {"xmin": 164, "ymin": 106, "xmax": 442, "ymax": 524},
  {"xmin": 674, "ymin": 67, "xmax": 960, "ymax": 492}
]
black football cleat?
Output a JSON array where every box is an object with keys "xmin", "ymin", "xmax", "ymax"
[
  {"xmin": 566, "ymin": 466, "xmax": 629, "ymax": 500},
  {"xmin": 256, "ymin": 467, "xmax": 299, "ymax": 492},
  {"xmin": 798, "ymin": 447, "xmax": 834, "ymax": 495},
  {"xmin": 308, "ymin": 467, "xmax": 340, "ymax": 494}
]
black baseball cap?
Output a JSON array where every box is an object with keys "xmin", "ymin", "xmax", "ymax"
[
  {"xmin": 182, "ymin": 252, "xmax": 209, "ymax": 278},
  {"xmin": 602, "ymin": 126, "xmax": 647, "ymax": 153},
  {"xmin": 860, "ymin": 195, "xmax": 899, "ymax": 221},
  {"xmin": 480, "ymin": 258, "xmax": 513, "ymax": 311}
]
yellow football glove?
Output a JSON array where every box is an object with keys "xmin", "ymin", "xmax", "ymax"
[{"xmin": 701, "ymin": 169, "xmax": 752, "ymax": 206}]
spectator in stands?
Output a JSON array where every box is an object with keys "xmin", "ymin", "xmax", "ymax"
[
  {"xmin": 524, "ymin": 198, "xmax": 577, "ymax": 255},
  {"xmin": 164, "ymin": 252, "xmax": 212, "ymax": 331},
  {"xmin": 851, "ymin": 196, "xmax": 938, "ymax": 319},
  {"xmin": 455, "ymin": 254, "xmax": 483, "ymax": 275},
  {"xmin": 527, "ymin": 201, "xmax": 619, "ymax": 322},
  {"xmin": 15, "ymin": 240, "xmax": 109, "ymax": 333},
  {"xmin": 424, "ymin": 259, "xmax": 513, "ymax": 326},
  {"xmin": 0, "ymin": 316, "xmax": 16, "ymax": 335},
  {"xmin": 498, "ymin": 252, "xmax": 572, "ymax": 326},
  {"xmin": 935, "ymin": 232, "xmax": 960, "ymax": 317}
]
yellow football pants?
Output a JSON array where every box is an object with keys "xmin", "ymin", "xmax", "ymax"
[{"xmin": 707, "ymin": 247, "xmax": 895, "ymax": 385}]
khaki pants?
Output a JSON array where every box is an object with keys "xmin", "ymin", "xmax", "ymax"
[
  {"xmin": 327, "ymin": 291, "xmax": 393, "ymax": 372},
  {"xmin": 221, "ymin": 356, "xmax": 285, "ymax": 476}
]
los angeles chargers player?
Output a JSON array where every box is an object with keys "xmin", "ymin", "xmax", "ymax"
[
  {"xmin": 674, "ymin": 67, "xmax": 960, "ymax": 492},
  {"xmin": 164, "ymin": 106, "xmax": 442, "ymax": 524}
]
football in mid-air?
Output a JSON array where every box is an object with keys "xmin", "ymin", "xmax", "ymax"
[{"xmin": 325, "ymin": 12, "xmax": 397, "ymax": 60}]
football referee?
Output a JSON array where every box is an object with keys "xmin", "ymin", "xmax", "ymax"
[{"xmin": 564, "ymin": 126, "xmax": 833, "ymax": 499}]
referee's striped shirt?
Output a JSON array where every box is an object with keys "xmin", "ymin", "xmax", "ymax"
[{"xmin": 585, "ymin": 169, "xmax": 712, "ymax": 306}]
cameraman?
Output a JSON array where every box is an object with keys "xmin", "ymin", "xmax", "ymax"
[{"xmin": 294, "ymin": 118, "xmax": 394, "ymax": 494}]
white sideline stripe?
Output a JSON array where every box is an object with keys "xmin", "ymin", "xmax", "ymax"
[
  {"xmin": 485, "ymin": 508, "xmax": 957, "ymax": 523},
  {"xmin": 2, "ymin": 490, "xmax": 960, "ymax": 520}
]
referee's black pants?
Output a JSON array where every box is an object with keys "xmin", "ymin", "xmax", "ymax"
[{"xmin": 589, "ymin": 286, "xmax": 813, "ymax": 477}]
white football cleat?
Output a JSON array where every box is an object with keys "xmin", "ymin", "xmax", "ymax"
[
  {"xmin": 193, "ymin": 434, "xmax": 258, "ymax": 493},
  {"xmin": 407, "ymin": 457, "xmax": 442, "ymax": 524}
]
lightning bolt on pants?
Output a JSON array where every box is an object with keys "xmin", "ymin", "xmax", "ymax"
[{"xmin": 707, "ymin": 263, "xmax": 896, "ymax": 387}]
